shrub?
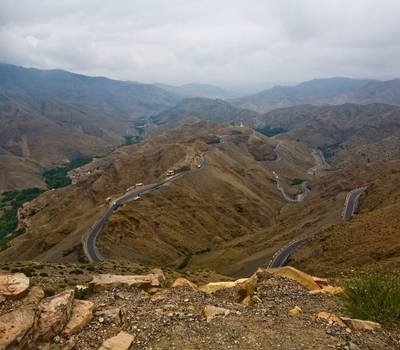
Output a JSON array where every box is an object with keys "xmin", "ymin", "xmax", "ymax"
[
  {"xmin": 85, "ymin": 264, "xmax": 96, "ymax": 272},
  {"xmin": 20, "ymin": 267, "xmax": 35, "ymax": 277},
  {"xmin": 290, "ymin": 178, "xmax": 304, "ymax": 186},
  {"xmin": 178, "ymin": 254, "xmax": 192, "ymax": 270},
  {"xmin": 74, "ymin": 287, "xmax": 91, "ymax": 300},
  {"xmin": 340, "ymin": 273, "xmax": 400, "ymax": 325},
  {"xmin": 256, "ymin": 126, "xmax": 287, "ymax": 137},
  {"xmin": 44, "ymin": 288, "xmax": 55, "ymax": 297}
]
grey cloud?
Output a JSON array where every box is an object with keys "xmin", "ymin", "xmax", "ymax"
[{"xmin": 1, "ymin": 0, "xmax": 399, "ymax": 89}]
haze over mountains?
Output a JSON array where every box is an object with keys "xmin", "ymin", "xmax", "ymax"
[{"xmin": 232, "ymin": 77, "xmax": 400, "ymax": 112}]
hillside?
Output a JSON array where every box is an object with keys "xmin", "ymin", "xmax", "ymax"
[
  {"xmin": 290, "ymin": 160, "xmax": 400, "ymax": 275},
  {"xmin": 155, "ymin": 83, "xmax": 241, "ymax": 99},
  {"xmin": 232, "ymin": 77, "xmax": 400, "ymax": 113},
  {"xmin": 260, "ymin": 103, "xmax": 400, "ymax": 166},
  {"xmin": 0, "ymin": 123, "xmax": 289, "ymax": 264},
  {"xmin": 150, "ymin": 98, "xmax": 261, "ymax": 130},
  {"xmin": 0, "ymin": 64, "xmax": 181, "ymax": 191}
]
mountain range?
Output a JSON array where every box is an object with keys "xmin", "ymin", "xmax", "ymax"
[{"xmin": 232, "ymin": 77, "xmax": 400, "ymax": 112}]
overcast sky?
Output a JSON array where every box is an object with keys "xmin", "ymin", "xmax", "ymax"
[{"xmin": 0, "ymin": 0, "xmax": 399, "ymax": 90}]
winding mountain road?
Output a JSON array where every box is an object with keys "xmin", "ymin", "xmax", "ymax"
[
  {"xmin": 269, "ymin": 187, "xmax": 366, "ymax": 267},
  {"xmin": 273, "ymin": 171, "xmax": 310, "ymax": 203},
  {"xmin": 269, "ymin": 237, "xmax": 312, "ymax": 268},
  {"xmin": 82, "ymin": 140, "xmax": 219, "ymax": 262},
  {"xmin": 342, "ymin": 187, "xmax": 366, "ymax": 221},
  {"xmin": 308, "ymin": 149, "xmax": 331, "ymax": 175}
]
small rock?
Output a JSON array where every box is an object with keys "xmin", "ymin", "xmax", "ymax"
[
  {"xmin": 348, "ymin": 342, "xmax": 361, "ymax": 350},
  {"xmin": 315, "ymin": 312, "xmax": 347, "ymax": 328},
  {"xmin": 203, "ymin": 305, "xmax": 230, "ymax": 322},
  {"xmin": 171, "ymin": 277, "xmax": 198, "ymax": 290},
  {"xmin": 289, "ymin": 306, "xmax": 302, "ymax": 316},
  {"xmin": 99, "ymin": 331, "xmax": 135, "ymax": 350},
  {"xmin": 95, "ymin": 307, "xmax": 122, "ymax": 324},
  {"xmin": 309, "ymin": 285, "xmax": 344, "ymax": 296},
  {"xmin": 0, "ymin": 273, "xmax": 30, "ymax": 299}
]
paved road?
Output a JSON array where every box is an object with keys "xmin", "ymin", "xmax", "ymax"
[
  {"xmin": 269, "ymin": 237, "xmax": 312, "ymax": 268},
  {"xmin": 273, "ymin": 171, "xmax": 310, "ymax": 203},
  {"xmin": 308, "ymin": 149, "xmax": 331, "ymax": 175},
  {"xmin": 342, "ymin": 187, "xmax": 365, "ymax": 221},
  {"xmin": 83, "ymin": 139, "xmax": 220, "ymax": 262}
]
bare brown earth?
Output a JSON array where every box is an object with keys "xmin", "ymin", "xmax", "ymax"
[{"xmin": 0, "ymin": 154, "xmax": 44, "ymax": 193}]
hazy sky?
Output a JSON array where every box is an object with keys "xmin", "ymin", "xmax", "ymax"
[{"xmin": 1, "ymin": 0, "xmax": 399, "ymax": 89}]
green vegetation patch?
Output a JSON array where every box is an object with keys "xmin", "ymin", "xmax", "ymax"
[
  {"xmin": 0, "ymin": 188, "xmax": 44, "ymax": 249},
  {"xmin": 340, "ymin": 273, "xmax": 400, "ymax": 326},
  {"xmin": 256, "ymin": 126, "xmax": 287, "ymax": 137},
  {"xmin": 43, "ymin": 156, "xmax": 92, "ymax": 189},
  {"xmin": 290, "ymin": 178, "xmax": 304, "ymax": 186}
]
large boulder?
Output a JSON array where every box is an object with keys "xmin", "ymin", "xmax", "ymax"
[
  {"xmin": 0, "ymin": 307, "xmax": 36, "ymax": 349},
  {"xmin": 265, "ymin": 266, "xmax": 321, "ymax": 291},
  {"xmin": 36, "ymin": 290, "xmax": 75, "ymax": 341},
  {"xmin": 63, "ymin": 300, "xmax": 95, "ymax": 336},
  {"xmin": 89, "ymin": 272, "xmax": 164, "ymax": 292},
  {"xmin": 0, "ymin": 273, "xmax": 30, "ymax": 300},
  {"xmin": 99, "ymin": 331, "xmax": 135, "ymax": 350},
  {"xmin": 341, "ymin": 317, "xmax": 381, "ymax": 330}
]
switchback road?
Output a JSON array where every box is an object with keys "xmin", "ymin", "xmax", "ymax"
[
  {"xmin": 342, "ymin": 187, "xmax": 365, "ymax": 221},
  {"xmin": 269, "ymin": 237, "xmax": 312, "ymax": 268}
]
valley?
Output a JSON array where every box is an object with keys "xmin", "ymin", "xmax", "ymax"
[{"xmin": 1, "ymin": 66, "xmax": 400, "ymax": 350}]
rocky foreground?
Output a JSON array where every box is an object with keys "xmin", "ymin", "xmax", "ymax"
[{"xmin": 0, "ymin": 266, "xmax": 398, "ymax": 350}]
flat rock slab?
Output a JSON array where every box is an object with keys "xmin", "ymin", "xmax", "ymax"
[
  {"xmin": 266, "ymin": 266, "xmax": 321, "ymax": 291},
  {"xmin": 99, "ymin": 331, "xmax": 135, "ymax": 350},
  {"xmin": 90, "ymin": 273, "xmax": 163, "ymax": 292},
  {"xmin": 341, "ymin": 317, "xmax": 381, "ymax": 330},
  {"xmin": 0, "ymin": 273, "xmax": 30, "ymax": 299},
  {"xmin": 199, "ymin": 278, "xmax": 247, "ymax": 293},
  {"xmin": 63, "ymin": 299, "xmax": 95, "ymax": 336}
]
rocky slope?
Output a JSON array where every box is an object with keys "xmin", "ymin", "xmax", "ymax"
[{"xmin": 0, "ymin": 265, "xmax": 398, "ymax": 349}]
